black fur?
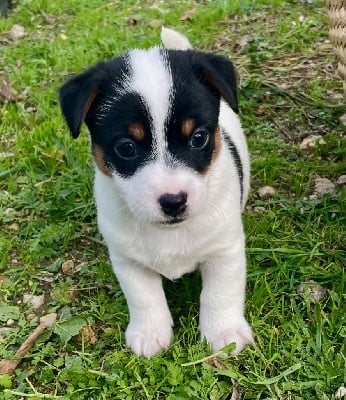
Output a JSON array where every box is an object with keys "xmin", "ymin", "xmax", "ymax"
[
  {"xmin": 59, "ymin": 49, "xmax": 239, "ymax": 177},
  {"xmin": 221, "ymin": 129, "xmax": 244, "ymax": 203}
]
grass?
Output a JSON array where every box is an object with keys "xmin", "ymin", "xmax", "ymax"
[{"xmin": 0, "ymin": 0, "xmax": 345, "ymax": 398}]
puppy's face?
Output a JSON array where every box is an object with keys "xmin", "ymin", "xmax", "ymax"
[{"xmin": 59, "ymin": 47, "xmax": 238, "ymax": 225}]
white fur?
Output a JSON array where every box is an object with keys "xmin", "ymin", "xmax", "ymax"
[
  {"xmin": 161, "ymin": 27, "xmax": 193, "ymax": 50},
  {"xmin": 94, "ymin": 30, "xmax": 253, "ymax": 358},
  {"xmin": 126, "ymin": 47, "xmax": 173, "ymax": 158}
]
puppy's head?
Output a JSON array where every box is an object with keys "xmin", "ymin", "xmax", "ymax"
[{"xmin": 59, "ymin": 41, "xmax": 239, "ymax": 226}]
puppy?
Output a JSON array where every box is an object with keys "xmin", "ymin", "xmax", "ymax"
[{"xmin": 59, "ymin": 28, "xmax": 253, "ymax": 358}]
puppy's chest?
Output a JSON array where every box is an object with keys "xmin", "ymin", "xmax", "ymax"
[
  {"xmin": 133, "ymin": 245, "xmax": 200, "ymax": 280},
  {"xmin": 102, "ymin": 218, "xmax": 213, "ymax": 279},
  {"xmin": 124, "ymin": 227, "xmax": 206, "ymax": 279}
]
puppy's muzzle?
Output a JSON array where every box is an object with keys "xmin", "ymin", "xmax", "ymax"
[{"xmin": 158, "ymin": 191, "xmax": 187, "ymax": 218}]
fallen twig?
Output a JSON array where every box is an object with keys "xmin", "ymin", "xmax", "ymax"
[{"xmin": 0, "ymin": 313, "xmax": 57, "ymax": 375}]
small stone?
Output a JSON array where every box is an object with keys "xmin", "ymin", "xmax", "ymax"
[
  {"xmin": 6, "ymin": 319, "xmax": 15, "ymax": 327},
  {"xmin": 312, "ymin": 178, "xmax": 335, "ymax": 198},
  {"xmin": 4, "ymin": 208, "xmax": 16, "ymax": 217},
  {"xmin": 337, "ymin": 175, "xmax": 346, "ymax": 186},
  {"xmin": 23, "ymin": 294, "xmax": 45, "ymax": 310},
  {"xmin": 7, "ymin": 24, "xmax": 25, "ymax": 41},
  {"xmin": 335, "ymin": 385, "xmax": 346, "ymax": 398},
  {"xmin": 253, "ymin": 206, "xmax": 266, "ymax": 213},
  {"xmin": 148, "ymin": 19, "xmax": 164, "ymax": 29},
  {"xmin": 339, "ymin": 113, "xmax": 346, "ymax": 126},
  {"xmin": 297, "ymin": 280, "xmax": 327, "ymax": 302},
  {"xmin": 257, "ymin": 186, "xmax": 276, "ymax": 200},
  {"xmin": 26, "ymin": 313, "xmax": 36, "ymax": 321},
  {"xmin": 7, "ymin": 222, "xmax": 19, "ymax": 231},
  {"xmin": 299, "ymin": 135, "xmax": 326, "ymax": 154},
  {"xmin": 62, "ymin": 260, "xmax": 74, "ymax": 274}
]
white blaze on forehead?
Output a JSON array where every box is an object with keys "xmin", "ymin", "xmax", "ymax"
[{"xmin": 126, "ymin": 47, "xmax": 173, "ymax": 156}]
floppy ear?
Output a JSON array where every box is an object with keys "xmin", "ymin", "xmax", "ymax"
[
  {"xmin": 192, "ymin": 52, "xmax": 239, "ymax": 113},
  {"xmin": 59, "ymin": 62, "xmax": 108, "ymax": 138}
]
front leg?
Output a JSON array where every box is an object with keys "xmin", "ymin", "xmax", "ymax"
[
  {"xmin": 199, "ymin": 247, "xmax": 253, "ymax": 354},
  {"xmin": 111, "ymin": 255, "xmax": 173, "ymax": 358}
]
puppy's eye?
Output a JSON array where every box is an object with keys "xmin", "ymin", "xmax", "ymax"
[
  {"xmin": 189, "ymin": 129, "xmax": 209, "ymax": 150},
  {"xmin": 114, "ymin": 138, "xmax": 137, "ymax": 160}
]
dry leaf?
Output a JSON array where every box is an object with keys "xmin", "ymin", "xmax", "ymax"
[
  {"xmin": 41, "ymin": 11, "xmax": 55, "ymax": 25},
  {"xmin": 66, "ymin": 288, "xmax": 79, "ymax": 302},
  {"xmin": 62, "ymin": 260, "xmax": 74, "ymax": 275},
  {"xmin": 297, "ymin": 281, "xmax": 327, "ymax": 302},
  {"xmin": 205, "ymin": 357, "xmax": 228, "ymax": 369},
  {"xmin": 127, "ymin": 16, "xmax": 141, "ymax": 27},
  {"xmin": 76, "ymin": 325, "xmax": 98, "ymax": 346},
  {"xmin": 180, "ymin": 8, "xmax": 197, "ymax": 21},
  {"xmin": 236, "ymin": 34, "xmax": 251, "ymax": 49},
  {"xmin": 0, "ymin": 75, "xmax": 14, "ymax": 101},
  {"xmin": 230, "ymin": 385, "xmax": 241, "ymax": 400}
]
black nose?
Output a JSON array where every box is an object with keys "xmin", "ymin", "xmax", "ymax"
[{"xmin": 158, "ymin": 191, "xmax": 188, "ymax": 217}]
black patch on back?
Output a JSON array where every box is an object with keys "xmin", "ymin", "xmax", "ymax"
[{"xmin": 220, "ymin": 129, "xmax": 244, "ymax": 204}]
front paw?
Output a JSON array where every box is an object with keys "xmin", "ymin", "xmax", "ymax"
[
  {"xmin": 125, "ymin": 316, "xmax": 173, "ymax": 358},
  {"xmin": 200, "ymin": 317, "xmax": 253, "ymax": 355}
]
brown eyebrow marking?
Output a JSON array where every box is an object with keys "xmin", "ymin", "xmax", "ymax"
[
  {"xmin": 181, "ymin": 118, "xmax": 195, "ymax": 137},
  {"xmin": 201, "ymin": 127, "xmax": 221, "ymax": 175},
  {"xmin": 128, "ymin": 122, "xmax": 145, "ymax": 141},
  {"xmin": 212, "ymin": 128, "xmax": 221, "ymax": 163},
  {"xmin": 92, "ymin": 143, "xmax": 112, "ymax": 177}
]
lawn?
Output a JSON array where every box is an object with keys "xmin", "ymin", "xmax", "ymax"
[{"xmin": 0, "ymin": 0, "xmax": 345, "ymax": 399}]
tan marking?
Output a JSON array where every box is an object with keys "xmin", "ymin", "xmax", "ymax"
[
  {"xmin": 128, "ymin": 122, "xmax": 145, "ymax": 141},
  {"xmin": 181, "ymin": 118, "xmax": 196, "ymax": 137},
  {"xmin": 82, "ymin": 89, "xmax": 99, "ymax": 124},
  {"xmin": 92, "ymin": 143, "xmax": 112, "ymax": 177},
  {"xmin": 201, "ymin": 128, "xmax": 221, "ymax": 175}
]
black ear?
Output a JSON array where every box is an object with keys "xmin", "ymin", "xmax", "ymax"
[
  {"xmin": 192, "ymin": 52, "xmax": 239, "ymax": 113},
  {"xmin": 59, "ymin": 62, "xmax": 108, "ymax": 138}
]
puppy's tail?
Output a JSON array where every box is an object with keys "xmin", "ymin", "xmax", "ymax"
[{"xmin": 161, "ymin": 27, "xmax": 193, "ymax": 50}]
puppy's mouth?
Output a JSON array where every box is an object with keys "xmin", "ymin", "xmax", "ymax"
[
  {"xmin": 153, "ymin": 214, "xmax": 188, "ymax": 226},
  {"xmin": 162, "ymin": 217, "xmax": 186, "ymax": 225}
]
